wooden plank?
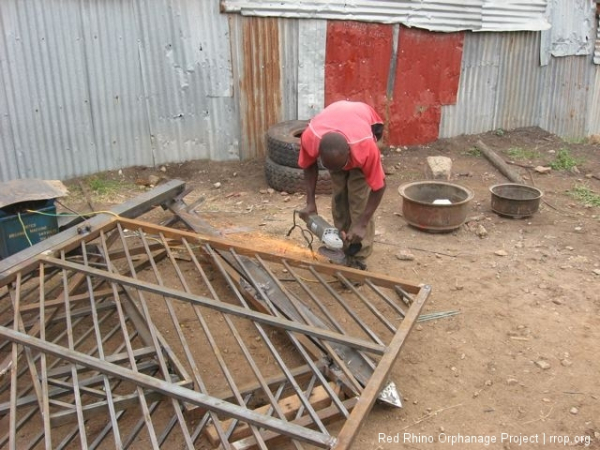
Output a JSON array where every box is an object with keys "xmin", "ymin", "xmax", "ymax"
[
  {"xmin": 205, "ymin": 382, "xmax": 342, "ymax": 446},
  {"xmin": 233, "ymin": 397, "xmax": 358, "ymax": 450}
]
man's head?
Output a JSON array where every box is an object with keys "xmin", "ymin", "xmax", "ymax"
[{"xmin": 319, "ymin": 132, "xmax": 349, "ymax": 171}]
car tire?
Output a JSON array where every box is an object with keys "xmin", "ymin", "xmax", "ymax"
[
  {"xmin": 264, "ymin": 157, "xmax": 332, "ymax": 194},
  {"xmin": 266, "ymin": 120, "xmax": 325, "ymax": 169}
]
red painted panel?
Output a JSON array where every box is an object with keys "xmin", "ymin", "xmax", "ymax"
[
  {"xmin": 324, "ymin": 21, "xmax": 393, "ymax": 120},
  {"xmin": 324, "ymin": 23, "xmax": 464, "ymax": 146},
  {"xmin": 390, "ymin": 27, "xmax": 464, "ymax": 144}
]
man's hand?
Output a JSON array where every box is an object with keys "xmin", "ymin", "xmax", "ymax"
[
  {"xmin": 344, "ymin": 222, "xmax": 367, "ymax": 245},
  {"xmin": 298, "ymin": 204, "xmax": 317, "ymax": 222},
  {"xmin": 300, "ymin": 163, "xmax": 319, "ymax": 221}
]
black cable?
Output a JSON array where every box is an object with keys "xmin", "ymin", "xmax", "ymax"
[{"xmin": 286, "ymin": 210, "xmax": 315, "ymax": 252}]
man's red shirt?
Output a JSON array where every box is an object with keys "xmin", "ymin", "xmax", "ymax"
[{"xmin": 298, "ymin": 101, "xmax": 385, "ymax": 191}]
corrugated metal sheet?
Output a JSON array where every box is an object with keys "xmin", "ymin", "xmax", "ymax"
[
  {"xmin": 494, "ymin": 32, "xmax": 545, "ymax": 131},
  {"xmin": 595, "ymin": 12, "xmax": 600, "ymax": 64},
  {"xmin": 440, "ymin": 30, "xmax": 599, "ymax": 139},
  {"xmin": 589, "ymin": 68, "xmax": 600, "ymax": 134},
  {"xmin": 228, "ymin": 15, "xmax": 284, "ymax": 159},
  {"xmin": 541, "ymin": 0, "xmax": 595, "ymax": 62},
  {"xmin": 0, "ymin": 0, "xmax": 238, "ymax": 182},
  {"xmin": 129, "ymin": 0, "xmax": 238, "ymax": 163},
  {"xmin": 297, "ymin": 20, "xmax": 327, "ymax": 119},
  {"xmin": 439, "ymin": 33, "xmax": 502, "ymax": 135},
  {"xmin": 221, "ymin": 0, "xmax": 550, "ymax": 32},
  {"xmin": 539, "ymin": 55, "xmax": 593, "ymax": 138}
]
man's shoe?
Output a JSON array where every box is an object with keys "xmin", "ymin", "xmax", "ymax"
[{"xmin": 345, "ymin": 256, "xmax": 367, "ymax": 271}]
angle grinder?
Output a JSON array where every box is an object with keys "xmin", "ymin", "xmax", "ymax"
[{"xmin": 288, "ymin": 211, "xmax": 362, "ymax": 262}]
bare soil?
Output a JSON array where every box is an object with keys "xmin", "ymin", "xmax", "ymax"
[{"xmin": 61, "ymin": 126, "xmax": 600, "ymax": 449}]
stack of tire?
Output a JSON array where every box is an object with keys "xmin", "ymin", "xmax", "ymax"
[{"xmin": 265, "ymin": 120, "xmax": 332, "ymax": 194}]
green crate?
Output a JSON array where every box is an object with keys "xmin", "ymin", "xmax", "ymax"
[{"xmin": 0, "ymin": 200, "xmax": 58, "ymax": 259}]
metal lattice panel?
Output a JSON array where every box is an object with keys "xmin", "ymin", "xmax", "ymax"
[{"xmin": 0, "ymin": 217, "xmax": 430, "ymax": 449}]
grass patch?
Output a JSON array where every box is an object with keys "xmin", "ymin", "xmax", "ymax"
[
  {"xmin": 563, "ymin": 137, "xmax": 587, "ymax": 145},
  {"xmin": 568, "ymin": 184, "xmax": 600, "ymax": 207},
  {"xmin": 463, "ymin": 147, "xmax": 481, "ymax": 157},
  {"xmin": 549, "ymin": 148, "xmax": 583, "ymax": 171},
  {"xmin": 506, "ymin": 147, "xmax": 540, "ymax": 161},
  {"xmin": 85, "ymin": 176, "xmax": 136, "ymax": 201}
]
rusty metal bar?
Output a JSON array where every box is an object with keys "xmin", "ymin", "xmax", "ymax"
[
  {"xmin": 207, "ymin": 245, "xmax": 330, "ymax": 435},
  {"xmin": 157, "ymin": 234, "xmax": 270, "ymax": 449},
  {"xmin": 187, "ymin": 239, "xmax": 317, "ymax": 448},
  {"xmin": 37, "ymin": 264, "xmax": 52, "ymax": 449},
  {"xmin": 309, "ymin": 267, "xmax": 383, "ymax": 346},
  {"xmin": 59, "ymin": 253, "xmax": 89, "ymax": 449},
  {"xmin": 97, "ymin": 232, "xmax": 162, "ymax": 448},
  {"xmin": 133, "ymin": 229, "xmax": 237, "ymax": 450},
  {"xmin": 8, "ymin": 274, "xmax": 20, "ymax": 450},
  {"xmin": 0, "ymin": 327, "xmax": 338, "ymax": 449},
  {"xmin": 335, "ymin": 272, "xmax": 396, "ymax": 334},
  {"xmin": 364, "ymin": 279, "xmax": 408, "ymax": 317},
  {"xmin": 0, "ymin": 305, "xmax": 127, "ymax": 415},
  {"xmin": 109, "ymin": 225, "xmax": 194, "ymax": 449},
  {"xmin": 249, "ymin": 253, "xmax": 356, "ymax": 413},
  {"xmin": 118, "ymin": 399, "xmax": 163, "ymax": 449},
  {"xmin": 334, "ymin": 284, "xmax": 431, "ymax": 450},
  {"xmin": 42, "ymin": 256, "xmax": 385, "ymax": 355},
  {"xmin": 9, "ymin": 275, "xmax": 49, "ymax": 444},
  {"xmin": 280, "ymin": 260, "xmax": 374, "ymax": 393},
  {"xmin": 79, "ymin": 241, "xmax": 123, "ymax": 447}
]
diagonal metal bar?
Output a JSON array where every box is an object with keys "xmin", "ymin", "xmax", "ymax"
[
  {"xmin": 157, "ymin": 234, "xmax": 270, "ymax": 449},
  {"xmin": 335, "ymin": 272, "xmax": 397, "ymax": 334},
  {"xmin": 206, "ymin": 245, "xmax": 330, "ymax": 435},
  {"xmin": 239, "ymin": 252, "xmax": 353, "ymax": 415},
  {"xmin": 181, "ymin": 238, "xmax": 299, "ymax": 449},
  {"xmin": 308, "ymin": 267, "xmax": 383, "ymax": 346},
  {"xmin": 0, "ymin": 327, "xmax": 338, "ymax": 449},
  {"xmin": 41, "ymin": 256, "xmax": 385, "ymax": 355},
  {"xmin": 97, "ymin": 230, "xmax": 161, "ymax": 448},
  {"xmin": 334, "ymin": 284, "xmax": 431, "ymax": 450},
  {"xmin": 79, "ymin": 241, "xmax": 123, "ymax": 447},
  {"xmin": 130, "ymin": 228, "xmax": 234, "ymax": 449},
  {"xmin": 59, "ymin": 252, "xmax": 89, "ymax": 449}
]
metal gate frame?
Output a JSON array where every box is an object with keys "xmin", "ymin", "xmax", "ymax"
[{"xmin": 0, "ymin": 213, "xmax": 430, "ymax": 449}]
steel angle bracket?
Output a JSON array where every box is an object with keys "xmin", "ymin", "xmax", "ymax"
[{"xmin": 0, "ymin": 217, "xmax": 431, "ymax": 450}]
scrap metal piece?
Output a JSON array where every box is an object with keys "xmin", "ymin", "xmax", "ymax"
[{"xmin": 0, "ymin": 179, "xmax": 68, "ymax": 209}]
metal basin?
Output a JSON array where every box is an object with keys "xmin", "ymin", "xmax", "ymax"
[
  {"xmin": 398, "ymin": 181, "xmax": 474, "ymax": 232},
  {"xmin": 490, "ymin": 183, "xmax": 543, "ymax": 219}
]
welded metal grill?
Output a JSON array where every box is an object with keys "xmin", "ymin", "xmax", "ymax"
[{"xmin": 0, "ymin": 216, "xmax": 430, "ymax": 449}]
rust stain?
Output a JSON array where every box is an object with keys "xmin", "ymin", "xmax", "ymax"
[{"xmin": 240, "ymin": 17, "xmax": 282, "ymax": 159}]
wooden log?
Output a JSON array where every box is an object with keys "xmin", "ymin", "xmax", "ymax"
[{"xmin": 475, "ymin": 140, "xmax": 525, "ymax": 184}]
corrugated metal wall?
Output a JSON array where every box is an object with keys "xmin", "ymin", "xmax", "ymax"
[
  {"xmin": 0, "ymin": 0, "xmax": 239, "ymax": 182},
  {"xmin": 1, "ymin": 1, "xmax": 598, "ymax": 183},
  {"xmin": 221, "ymin": 0, "xmax": 550, "ymax": 32},
  {"xmin": 440, "ymin": 30, "xmax": 599, "ymax": 139}
]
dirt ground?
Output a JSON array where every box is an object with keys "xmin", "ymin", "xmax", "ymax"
[{"xmin": 61, "ymin": 126, "xmax": 600, "ymax": 449}]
